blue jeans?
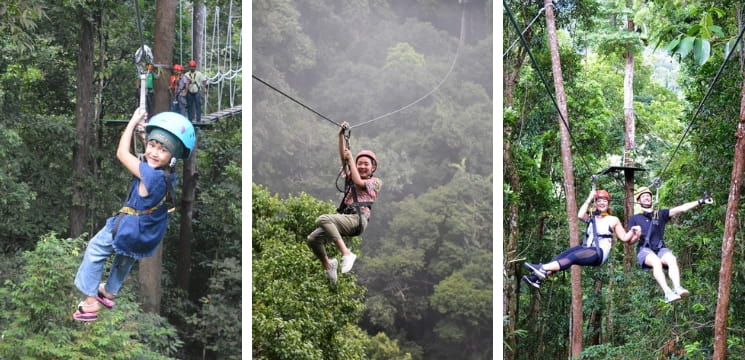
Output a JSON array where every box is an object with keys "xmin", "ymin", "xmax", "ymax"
[
  {"xmin": 74, "ymin": 223, "xmax": 136, "ymax": 297},
  {"xmin": 186, "ymin": 92, "xmax": 202, "ymax": 122}
]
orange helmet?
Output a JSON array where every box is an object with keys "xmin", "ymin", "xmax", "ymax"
[
  {"xmin": 173, "ymin": 64, "xmax": 184, "ymax": 71},
  {"xmin": 595, "ymin": 190, "xmax": 611, "ymax": 200},
  {"xmin": 355, "ymin": 150, "xmax": 378, "ymax": 166},
  {"xmin": 188, "ymin": 60, "xmax": 197, "ymax": 67}
]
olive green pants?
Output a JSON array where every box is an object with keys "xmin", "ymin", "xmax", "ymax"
[{"xmin": 306, "ymin": 213, "xmax": 367, "ymax": 261}]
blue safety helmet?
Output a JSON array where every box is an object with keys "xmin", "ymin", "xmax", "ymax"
[{"xmin": 145, "ymin": 112, "xmax": 196, "ymax": 159}]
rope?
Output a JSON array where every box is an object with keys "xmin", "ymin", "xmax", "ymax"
[
  {"xmin": 657, "ymin": 23, "xmax": 745, "ymax": 181},
  {"xmin": 202, "ymin": 3, "xmax": 242, "ymax": 112},
  {"xmin": 252, "ymin": 74, "xmax": 342, "ymax": 128},
  {"xmin": 503, "ymin": 0, "xmax": 593, "ymax": 176},
  {"xmin": 503, "ymin": 6, "xmax": 545, "ymax": 57},
  {"xmin": 350, "ymin": 2, "xmax": 466, "ymax": 129}
]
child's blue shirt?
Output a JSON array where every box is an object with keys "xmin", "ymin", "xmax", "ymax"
[{"xmin": 108, "ymin": 162, "xmax": 176, "ymax": 259}]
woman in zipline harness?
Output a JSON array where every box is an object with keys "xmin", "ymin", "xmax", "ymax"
[
  {"xmin": 306, "ymin": 121, "xmax": 382, "ymax": 285},
  {"xmin": 523, "ymin": 189, "xmax": 640, "ymax": 288}
]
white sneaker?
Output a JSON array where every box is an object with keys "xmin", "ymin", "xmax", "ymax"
[
  {"xmin": 674, "ymin": 286, "xmax": 690, "ymax": 297},
  {"xmin": 325, "ymin": 259, "xmax": 338, "ymax": 285},
  {"xmin": 341, "ymin": 253, "xmax": 357, "ymax": 273},
  {"xmin": 665, "ymin": 290, "xmax": 681, "ymax": 303}
]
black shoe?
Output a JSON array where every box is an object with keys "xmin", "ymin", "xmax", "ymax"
[
  {"xmin": 524, "ymin": 263, "xmax": 547, "ymax": 279},
  {"xmin": 522, "ymin": 274, "xmax": 542, "ymax": 289}
]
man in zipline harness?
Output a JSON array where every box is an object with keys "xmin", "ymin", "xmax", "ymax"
[
  {"xmin": 523, "ymin": 189, "xmax": 640, "ymax": 288},
  {"xmin": 306, "ymin": 121, "xmax": 382, "ymax": 285},
  {"xmin": 627, "ymin": 186, "xmax": 713, "ymax": 303}
]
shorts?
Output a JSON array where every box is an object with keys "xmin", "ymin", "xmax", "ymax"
[{"xmin": 637, "ymin": 247, "xmax": 673, "ymax": 271}]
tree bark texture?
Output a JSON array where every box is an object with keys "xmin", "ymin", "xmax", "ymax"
[
  {"xmin": 622, "ymin": 17, "xmax": 637, "ymax": 272},
  {"xmin": 544, "ymin": 1, "xmax": 582, "ymax": 357},
  {"xmin": 712, "ymin": 72, "xmax": 745, "ymax": 360},
  {"xmin": 174, "ymin": 0, "xmax": 205, "ymax": 295},
  {"xmin": 138, "ymin": 0, "xmax": 177, "ymax": 314},
  {"xmin": 70, "ymin": 7, "xmax": 95, "ymax": 238}
]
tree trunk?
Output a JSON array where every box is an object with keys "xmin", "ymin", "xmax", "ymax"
[
  {"xmin": 70, "ymin": 7, "xmax": 95, "ymax": 238},
  {"xmin": 622, "ymin": 15, "xmax": 636, "ymax": 272},
  {"xmin": 544, "ymin": 1, "xmax": 582, "ymax": 356},
  {"xmin": 502, "ymin": 5, "xmax": 530, "ymax": 355},
  {"xmin": 138, "ymin": 0, "xmax": 177, "ymax": 314},
  {"xmin": 174, "ymin": 0, "xmax": 205, "ymax": 296},
  {"xmin": 503, "ymin": 133, "xmax": 520, "ymax": 360},
  {"xmin": 712, "ymin": 70, "xmax": 745, "ymax": 360}
]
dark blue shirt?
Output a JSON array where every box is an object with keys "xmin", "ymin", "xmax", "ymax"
[
  {"xmin": 629, "ymin": 208, "xmax": 671, "ymax": 252},
  {"xmin": 109, "ymin": 162, "xmax": 175, "ymax": 259}
]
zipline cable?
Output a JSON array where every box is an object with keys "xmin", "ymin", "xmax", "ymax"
[
  {"xmin": 254, "ymin": 3, "xmax": 465, "ymax": 131},
  {"xmin": 503, "ymin": 6, "xmax": 545, "ymax": 58},
  {"xmin": 350, "ymin": 2, "xmax": 466, "ymax": 129},
  {"xmin": 503, "ymin": 0, "xmax": 593, "ymax": 175},
  {"xmin": 252, "ymin": 74, "xmax": 342, "ymax": 128},
  {"xmin": 657, "ymin": 23, "xmax": 745, "ymax": 181}
]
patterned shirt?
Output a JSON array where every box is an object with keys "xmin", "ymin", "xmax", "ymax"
[{"xmin": 343, "ymin": 177, "xmax": 382, "ymax": 218}]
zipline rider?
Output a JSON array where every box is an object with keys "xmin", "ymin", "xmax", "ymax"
[
  {"xmin": 523, "ymin": 189, "xmax": 640, "ymax": 288},
  {"xmin": 306, "ymin": 121, "xmax": 382, "ymax": 285},
  {"xmin": 627, "ymin": 187, "xmax": 714, "ymax": 303}
]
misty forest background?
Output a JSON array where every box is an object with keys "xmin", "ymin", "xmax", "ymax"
[
  {"xmin": 0, "ymin": 1, "xmax": 241, "ymax": 359},
  {"xmin": 504, "ymin": 0, "xmax": 745, "ymax": 359},
  {"xmin": 252, "ymin": 1, "xmax": 493, "ymax": 359}
]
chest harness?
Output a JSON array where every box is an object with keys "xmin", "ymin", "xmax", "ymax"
[
  {"xmin": 112, "ymin": 166, "xmax": 177, "ymax": 238},
  {"xmin": 639, "ymin": 210, "xmax": 662, "ymax": 251},
  {"xmin": 585, "ymin": 211, "xmax": 612, "ymax": 265},
  {"xmin": 335, "ymin": 127, "xmax": 374, "ymax": 237}
]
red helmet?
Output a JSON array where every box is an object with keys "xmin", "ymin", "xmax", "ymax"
[
  {"xmin": 596, "ymin": 190, "xmax": 611, "ymax": 200},
  {"xmin": 173, "ymin": 64, "xmax": 184, "ymax": 71},
  {"xmin": 188, "ymin": 60, "xmax": 197, "ymax": 67},
  {"xmin": 355, "ymin": 150, "xmax": 378, "ymax": 166}
]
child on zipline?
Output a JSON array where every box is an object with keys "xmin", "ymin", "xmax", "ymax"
[
  {"xmin": 306, "ymin": 121, "xmax": 382, "ymax": 285},
  {"xmin": 523, "ymin": 189, "xmax": 640, "ymax": 288},
  {"xmin": 72, "ymin": 108, "xmax": 195, "ymax": 322}
]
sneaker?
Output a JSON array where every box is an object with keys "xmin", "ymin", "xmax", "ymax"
[
  {"xmin": 665, "ymin": 290, "xmax": 681, "ymax": 303},
  {"xmin": 524, "ymin": 263, "xmax": 547, "ymax": 279},
  {"xmin": 674, "ymin": 286, "xmax": 690, "ymax": 297},
  {"xmin": 341, "ymin": 253, "xmax": 357, "ymax": 273},
  {"xmin": 325, "ymin": 259, "xmax": 338, "ymax": 285},
  {"xmin": 522, "ymin": 275, "xmax": 542, "ymax": 289}
]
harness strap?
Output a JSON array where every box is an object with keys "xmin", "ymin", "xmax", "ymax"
[
  {"xmin": 337, "ymin": 179, "xmax": 374, "ymax": 236},
  {"xmin": 119, "ymin": 195, "xmax": 168, "ymax": 216},
  {"xmin": 641, "ymin": 210, "xmax": 660, "ymax": 250}
]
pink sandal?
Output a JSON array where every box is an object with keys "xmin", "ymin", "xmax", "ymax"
[
  {"xmin": 73, "ymin": 301, "xmax": 99, "ymax": 322},
  {"xmin": 96, "ymin": 285, "xmax": 116, "ymax": 309}
]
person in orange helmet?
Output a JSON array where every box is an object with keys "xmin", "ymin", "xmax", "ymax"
[
  {"xmin": 169, "ymin": 64, "xmax": 185, "ymax": 114},
  {"xmin": 523, "ymin": 189, "xmax": 640, "ymax": 289},
  {"xmin": 306, "ymin": 121, "xmax": 382, "ymax": 285},
  {"xmin": 182, "ymin": 59, "xmax": 207, "ymax": 122}
]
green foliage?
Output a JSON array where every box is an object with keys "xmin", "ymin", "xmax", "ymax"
[
  {"xmin": 185, "ymin": 257, "xmax": 242, "ymax": 360},
  {"xmin": 0, "ymin": 232, "xmax": 181, "ymax": 359},
  {"xmin": 252, "ymin": 184, "xmax": 369, "ymax": 359}
]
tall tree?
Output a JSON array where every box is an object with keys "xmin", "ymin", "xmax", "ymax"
[
  {"xmin": 70, "ymin": 4, "xmax": 96, "ymax": 238},
  {"xmin": 138, "ymin": 0, "xmax": 178, "ymax": 314},
  {"xmin": 544, "ymin": 0, "xmax": 582, "ymax": 356},
  {"xmin": 621, "ymin": 1, "xmax": 638, "ymax": 270},
  {"xmin": 713, "ymin": 55, "xmax": 745, "ymax": 360},
  {"xmin": 502, "ymin": 3, "xmax": 534, "ymax": 358},
  {"xmin": 176, "ymin": 0, "xmax": 204, "ymax": 296}
]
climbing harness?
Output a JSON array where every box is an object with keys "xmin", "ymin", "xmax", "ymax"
[
  {"xmin": 111, "ymin": 172, "xmax": 177, "ymax": 239},
  {"xmin": 334, "ymin": 126, "xmax": 375, "ymax": 237}
]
